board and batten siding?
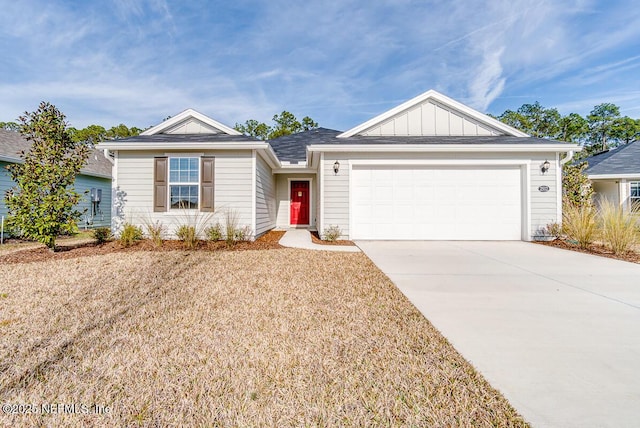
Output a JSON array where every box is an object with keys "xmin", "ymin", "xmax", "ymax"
[
  {"xmin": 360, "ymin": 100, "xmax": 503, "ymax": 137},
  {"xmin": 115, "ymin": 150, "xmax": 253, "ymax": 237},
  {"xmin": 255, "ymin": 153, "xmax": 276, "ymax": 236},
  {"xmin": 321, "ymin": 151, "xmax": 561, "ymax": 240}
]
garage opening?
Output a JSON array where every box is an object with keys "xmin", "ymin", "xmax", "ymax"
[{"xmin": 351, "ymin": 165, "xmax": 523, "ymax": 240}]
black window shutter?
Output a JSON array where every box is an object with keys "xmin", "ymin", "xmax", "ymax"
[
  {"xmin": 154, "ymin": 157, "xmax": 168, "ymax": 212},
  {"xmin": 200, "ymin": 156, "xmax": 215, "ymax": 212}
]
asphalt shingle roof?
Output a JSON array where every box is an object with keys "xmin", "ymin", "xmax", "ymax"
[
  {"xmin": 267, "ymin": 127, "xmax": 571, "ymax": 163},
  {"xmin": 584, "ymin": 141, "xmax": 640, "ymax": 176},
  {"xmin": 0, "ymin": 129, "xmax": 113, "ymax": 178}
]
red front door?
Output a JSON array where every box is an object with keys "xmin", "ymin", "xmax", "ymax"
[{"xmin": 290, "ymin": 181, "xmax": 310, "ymax": 225}]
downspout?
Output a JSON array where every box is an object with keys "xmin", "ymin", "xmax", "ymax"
[{"xmin": 560, "ymin": 150, "xmax": 574, "ymax": 165}]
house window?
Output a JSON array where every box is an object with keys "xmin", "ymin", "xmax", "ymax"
[
  {"xmin": 631, "ymin": 182, "xmax": 640, "ymax": 213},
  {"xmin": 169, "ymin": 157, "xmax": 199, "ymax": 209}
]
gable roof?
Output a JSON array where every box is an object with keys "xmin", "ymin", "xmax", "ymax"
[
  {"xmin": 140, "ymin": 108, "xmax": 241, "ymax": 136},
  {"xmin": 584, "ymin": 141, "xmax": 640, "ymax": 177},
  {"xmin": 267, "ymin": 128, "xmax": 575, "ymax": 163},
  {"xmin": 0, "ymin": 129, "xmax": 112, "ymax": 178},
  {"xmin": 338, "ymin": 89, "xmax": 529, "ymax": 138}
]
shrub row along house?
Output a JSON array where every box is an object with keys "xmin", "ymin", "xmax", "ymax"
[
  {"xmin": 0, "ymin": 129, "xmax": 113, "ymax": 229},
  {"xmin": 100, "ymin": 90, "xmax": 579, "ymax": 241}
]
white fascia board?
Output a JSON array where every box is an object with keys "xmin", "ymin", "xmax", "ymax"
[
  {"xmin": 140, "ymin": 108, "xmax": 241, "ymax": 136},
  {"xmin": 307, "ymin": 144, "xmax": 579, "ymax": 153},
  {"xmin": 98, "ymin": 141, "xmax": 270, "ymax": 151},
  {"xmin": 0, "ymin": 155, "xmax": 20, "ymax": 163},
  {"xmin": 588, "ymin": 173, "xmax": 640, "ymax": 180},
  {"xmin": 273, "ymin": 168, "xmax": 317, "ymax": 174},
  {"xmin": 337, "ymin": 89, "xmax": 529, "ymax": 138}
]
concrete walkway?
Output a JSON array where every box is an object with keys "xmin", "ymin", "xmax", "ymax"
[
  {"xmin": 357, "ymin": 240, "xmax": 640, "ymax": 428},
  {"xmin": 278, "ymin": 229, "xmax": 360, "ymax": 252}
]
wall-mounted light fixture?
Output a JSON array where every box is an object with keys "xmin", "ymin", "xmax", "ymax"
[
  {"xmin": 541, "ymin": 160, "xmax": 550, "ymax": 174},
  {"xmin": 333, "ymin": 160, "xmax": 340, "ymax": 175}
]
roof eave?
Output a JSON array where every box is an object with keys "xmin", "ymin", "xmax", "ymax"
[
  {"xmin": 587, "ymin": 173, "xmax": 640, "ymax": 179},
  {"xmin": 99, "ymin": 141, "xmax": 271, "ymax": 150},
  {"xmin": 307, "ymin": 144, "xmax": 580, "ymax": 153}
]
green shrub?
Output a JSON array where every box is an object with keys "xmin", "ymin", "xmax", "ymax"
[
  {"xmin": 119, "ymin": 223, "xmax": 143, "ymax": 247},
  {"xmin": 599, "ymin": 199, "xmax": 638, "ymax": 255},
  {"xmin": 562, "ymin": 203, "xmax": 597, "ymax": 249},
  {"xmin": 205, "ymin": 223, "xmax": 223, "ymax": 241},
  {"xmin": 143, "ymin": 219, "xmax": 165, "ymax": 247},
  {"xmin": 93, "ymin": 227, "xmax": 112, "ymax": 244},
  {"xmin": 323, "ymin": 225, "xmax": 342, "ymax": 241},
  {"xmin": 224, "ymin": 209, "xmax": 240, "ymax": 246},
  {"xmin": 234, "ymin": 225, "xmax": 252, "ymax": 242},
  {"xmin": 176, "ymin": 224, "xmax": 197, "ymax": 249}
]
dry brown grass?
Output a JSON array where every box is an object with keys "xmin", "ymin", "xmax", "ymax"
[{"xmin": 0, "ymin": 249, "xmax": 527, "ymax": 427}]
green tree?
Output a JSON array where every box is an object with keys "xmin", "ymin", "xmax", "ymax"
[
  {"xmin": 4, "ymin": 102, "xmax": 90, "ymax": 251},
  {"xmin": 557, "ymin": 113, "xmax": 588, "ymax": 143},
  {"xmin": 587, "ymin": 103, "xmax": 620, "ymax": 152},
  {"xmin": 234, "ymin": 119, "xmax": 271, "ymax": 140},
  {"xmin": 498, "ymin": 102, "xmax": 560, "ymax": 138},
  {"xmin": 562, "ymin": 161, "xmax": 594, "ymax": 208},
  {"xmin": 234, "ymin": 111, "xmax": 318, "ymax": 140},
  {"xmin": 69, "ymin": 124, "xmax": 107, "ymax": 143},
  {"xmin": 0, "ymin": 121, "xmax": 19, "ymax": 131},
  {"xmin": 611, "ymin": 116, "xmax": 640, "ymax": 145}
]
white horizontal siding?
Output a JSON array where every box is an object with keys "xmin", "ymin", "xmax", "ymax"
[
  {"xmin": 114, "ymin": 150, "xmax": 253, "ymax": 238},
  {"xmin": 322, "ymin": 151, "xmax": 562, "ymax": 240},
  {"xmin": 255, "ymin": 154, "xmax": 276, "ymax": 236}
]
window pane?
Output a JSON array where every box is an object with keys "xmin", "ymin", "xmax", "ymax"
[
  {"xmin": 170, "ymin": 171, "xmax": 178, "ymax": 182},
  {"xmin": 170, "ymin": 158, "xmax": 178, "ymax": 170},
  {"xmin": 170, "ymin": 185, "xmax": 198, "ymax": 209},
  {"xmin": 180, "ymin": 171, "xmax": 189, "ymax": 182},
  {"xmin": 190, "ymin": 158, "xmax": 198, "ymax": 170},
  {"xmin": 180, "ymin": 158, "xmax": 188, "ymax": 169},
  {"xmin": 189, "ymin": 170, "xmax": 199, "ymax": 182}
]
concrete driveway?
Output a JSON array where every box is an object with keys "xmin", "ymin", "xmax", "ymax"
[{"xmin": 357, "ymin": 241, "xmax": 640, "ymax": 428}]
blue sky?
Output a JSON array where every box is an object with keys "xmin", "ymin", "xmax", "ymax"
[{"xmin": 1, "ymin": 0, "xmax": 639, "ymax": 130}]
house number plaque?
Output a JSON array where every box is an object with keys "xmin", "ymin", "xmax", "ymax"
[{"xmin": 538, "ymin": 185, "xmax": 550, "ymax": 192}]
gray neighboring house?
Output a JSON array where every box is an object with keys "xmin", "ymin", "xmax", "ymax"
[
  {"xmin": 584, "ymin": 140, "xmax": 640, "ymax": 212},
  {"xmin": 0, "ymin": 129, "xmax": 113, "ymax": 229},
  {"xmin": 101, "ymin": 90, "xmax": 579, "ymax": 241}
]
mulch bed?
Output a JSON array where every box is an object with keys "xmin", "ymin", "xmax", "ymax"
[
  {"xmin": 0, "ymin": 230, "xmax": 285, "ymax": 264},
  {"xmin": 310, "ymin": 231, "xmax": 356, "ymax": 246},
  {"xmin": 536, "ymin": 239, "xmax": 640, "ymax": 264}
]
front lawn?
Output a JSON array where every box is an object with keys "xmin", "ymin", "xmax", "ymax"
[{"xmin": 0, "ymin": 249, "xmax": 527, "ymax": 427}]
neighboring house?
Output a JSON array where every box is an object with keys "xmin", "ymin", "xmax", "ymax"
[
  {"xmin": 584, "ymin": 140, "xmax": 640, "ymax": 213},
  {"xmin": 0, "ymin": 129, "xmax": 113, "ymax": 229},
  {"xmin": 100, "ymin": 90, "xmax": 578, "ymax": 241}
]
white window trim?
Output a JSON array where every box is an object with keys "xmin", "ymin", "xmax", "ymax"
[
  {"xmin": 630, "ymin": 181, "xmax": 640, "ymax": 212},
  {"xmin": 168, "ymin": 156, "xmax": 200, "ymax": 211}
]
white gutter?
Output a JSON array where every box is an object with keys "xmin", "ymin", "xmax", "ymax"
[
  {"xmin": 560, "ymin": 150, "xmax": 575, "ymax": 165},
  {"xmin": 98, "ymin": 142, "xmax": 271, "ymax": 151},
  {"xmin": 307, "ymin": 144, "xmax": 580, "ymax": 153},
  {"xmin": 587, "ymin": 173, "xmax": 640, "ymax": 180}
]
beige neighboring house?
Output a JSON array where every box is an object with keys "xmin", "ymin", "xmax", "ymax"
[
  {"xmin": 100, "ymin": 89, "xmax": 579, "ymax": 241},
  {"xmin": 584, "ymin": 141, "xmax": 640, "ymax": 213}
]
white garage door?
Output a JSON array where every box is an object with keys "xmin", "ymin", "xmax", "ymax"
[{"xmin": 352, "ymin": 166, "xmax": 522, "ymax": 240}]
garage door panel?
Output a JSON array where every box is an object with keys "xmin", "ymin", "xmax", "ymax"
[{"xmin": 352, "ymin": 166, "xmax": 522, "ymax": 240}]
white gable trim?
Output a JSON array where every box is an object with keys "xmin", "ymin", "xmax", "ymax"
[
  {"xmin": 337, "ymin": 90, "xmax": 529, "ymax": 138},
  {"xmin": 140, "ymin": 108, "xmax": 241, "ymax": 136}
]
